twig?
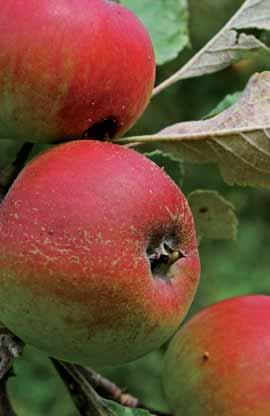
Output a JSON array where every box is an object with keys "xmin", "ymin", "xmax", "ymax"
[
  {"xmin": 83, "ymin": 365, "xmax": 172, "ymax": 416},
  {"xmin": 73, "ymin": 365, "xmax": 139, "ymax": 408},
  {"xmin": 52, "ymin": 360, "xmax": 111, "ymax": 416},
  {"xmin": 52, "ymin": 361, "xmax": 172, "ymax": 416}
]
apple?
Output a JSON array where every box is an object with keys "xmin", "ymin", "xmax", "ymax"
[
  {"xmin": 0, "ymin": 140, "xmax": 200, "ymax": 367},
  {"xmin": 163, "ymin": 295, "xmax": 270, "ymax": 416},
  {"xmin": 0, "ymin": 0, "xmax": 155, "ymax": 143}
]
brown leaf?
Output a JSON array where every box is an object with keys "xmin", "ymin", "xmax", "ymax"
[
  {"xmin": 153, "ymin": 0, "xmax": 270, "ymax": 95},
  {"xmin": 158, "ymin": 72, "xmax": 270, "ymax": 187},
  {"xmin": 118, "ymin": 72, "xmax": 270, "ymax": 188}
]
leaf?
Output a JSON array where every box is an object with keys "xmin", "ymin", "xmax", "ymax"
[
  {"xmin": 117, "ymin": 72, "xmax": 270, "ymax": 188},
  {"xmin": 204, "ymin": 92, "xmax": 242, "ymax": 118},
  {"xmin": 145, "ymin": 150, "xmax": 185, "ymax": 186},
  {"xmin": 120, "ymin": 0, "xmax": 189, "ymax": 65},
  {"xmin": 188, "ymin": 190, "xmax": 238, "ymax": 241},
  {"xmin": 104, "ymin": 401, "xmax": 152, "ymax": 416},
  {"xmin": 153, "ymin": 0, "xmax": 270, "ymax": 95}
]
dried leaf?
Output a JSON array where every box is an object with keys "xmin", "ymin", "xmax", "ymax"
[
  {"xmin": 158, "ymin": 72, "xmax": 270, "ymax": 187},
  {"xmin": 188, "ymin": 190, "xmax": 238, "ymax": 241},
  {"xmin": 153, "ymin": 0, "xmax": 270, "ymax": 95},
  {"xmin": 118, "ymin": 72, "xmax": 270, "ymax": 188}
]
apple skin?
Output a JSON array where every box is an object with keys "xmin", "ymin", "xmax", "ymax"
[
  {"xmin": 163, "ymin": 295, "xmax": 270, "ymax": 416},
  {"xmin": 0, "ymin": 140, "xmax": 200, "ymax": 367},
  {"xmin": 0, "ymin": 0, "xmax": 155, "ymax": 143}
]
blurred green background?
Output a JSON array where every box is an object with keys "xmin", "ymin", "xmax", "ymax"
[{"xmin": 2, "ymin": 0, "xmax": 270, "ymax": 414}]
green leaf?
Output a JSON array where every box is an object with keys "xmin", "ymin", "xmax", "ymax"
[
  {"xmin": 104, "ymin": 401, "xmax": 152, "ymax": 416},
  {"xmin": 120, "ymin": 0, "xmax": 189, "ymax": 65},
  {"xmin": 145, "ymin": 150, "xmax": 184, "ymax": 186},
  {"xmin": 188, "ymin": 190, "xmax": 238, "ymax": 241},
  {"xmin": 205, "ymin": 92, "xmax": 242, "ymax": 119}
]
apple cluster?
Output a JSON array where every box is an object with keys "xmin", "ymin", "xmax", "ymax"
[
  {"xmin": 0, "ymin": 0, "xmax": 200, "ymax": 369},
  {"xmin": 1, "ymin": 2, "xmax": 267, "ymax": 415}
]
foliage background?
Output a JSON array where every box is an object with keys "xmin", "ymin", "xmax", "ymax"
[{"xmin": 2, "ymin": 0, "xmax": 270, "ymax": 414}]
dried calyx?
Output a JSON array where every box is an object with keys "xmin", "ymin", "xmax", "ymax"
[
  {"xmin": 147, "ymin": 239, "xmax": 185, "ymax": 280},
  {"xmin": 82, "ymin": 118, "xmax": 119, "ymax": 141}
]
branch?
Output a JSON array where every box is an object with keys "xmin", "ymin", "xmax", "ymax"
[
  {"xmin": 52, "ymin": 360, "xmax": 111, "ymax": 416},
  {"xmin": 52, "ymin": 360, "xmax": 172, "ymax": 416}
]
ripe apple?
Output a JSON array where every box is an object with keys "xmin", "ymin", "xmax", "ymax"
[
  {"xmin": 0, "ymin": 141, "xmax": 200, "ymax": 367},
  {"xmin": 163, "ymin": 295, "xmax": 270, "ymax": 416},
  {"xmin": 0, "ymin": 0, "xmax": 155, "ymax": 143}
]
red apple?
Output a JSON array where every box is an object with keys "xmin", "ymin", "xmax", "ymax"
[
  {"xmin": 0, "ymin": 141, "xmax": 200, "ymax": 367},
  {"xmin": 163, "ymin": 295, "xmax": 270, "ymax": 416},
  {"xmin": 0, "ymin": 0, "xmax": 155, "ymax": 143}
]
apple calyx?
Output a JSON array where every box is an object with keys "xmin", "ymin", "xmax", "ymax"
[
  {"xmin": 82, "ymin": 117, "xmax": 119, "ymax": 141},
  {"xmin": 147, "ymin": 238, "xmax": 185, "ymax": 280}
]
